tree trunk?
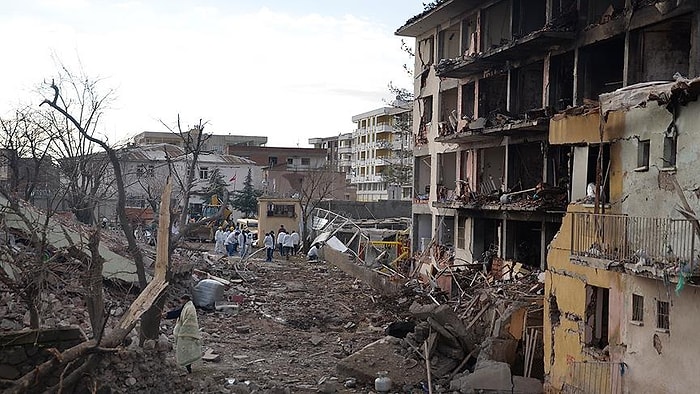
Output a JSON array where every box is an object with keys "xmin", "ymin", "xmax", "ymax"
[
  {"xmin": 27, "ymin": 297, "xmax": 40, "ymax": 329},
  {"xmin": 85, "ymin": 228, "xmax": 105, "ymax": 339}
]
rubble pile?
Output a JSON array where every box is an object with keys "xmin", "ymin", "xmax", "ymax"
[{"xmin": 357, "ymin": 238, "xmax": 547, "ymax": 391}]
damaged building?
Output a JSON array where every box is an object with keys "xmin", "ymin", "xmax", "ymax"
[
  {"xmin": 398, "ymin": 0, "xmax": 700, "ymax": 392},
  {"xmin": 546, "ymin": 77, "xmax": 700, "ymax": 393}
]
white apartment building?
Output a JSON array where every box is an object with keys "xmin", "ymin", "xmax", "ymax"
[{"xmin": 351, "ymin": 105, "xmax": 412, "ymax": 202}]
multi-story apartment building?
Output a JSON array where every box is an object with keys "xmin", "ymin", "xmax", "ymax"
[
  {"xmin": 133, "ymin": 130, "xmax": 267, "ymax": 154},
  {"xmin": 308, "ymin": 133, "xmax": 353, "ymax": 176},
  {"xmin": 399, "ymin": 0, "xmax": 700, "ymax": 392},
  {"xmin": 398, "ymin": 0, "xmax": 574, "ymax": 268},
  {"xmin": 110, "ymin": 143, "xmax": 262, "ymax": 220},
  {"xmin": 351, "ymin": 104, "xmax": 413, "ymax": 202}
]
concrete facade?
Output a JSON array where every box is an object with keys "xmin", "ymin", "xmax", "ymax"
[
  {"xmin": 350, "ymin": 105, "xmax": 413, "ymax": 202},
  {"xmin": 257, "ymin": 197, "xmax": 302, "ymax": 238},
  {"xmin": 398, "ymin": 1, "xmax": 700, "ymax": 392},
  {"xmin": 133, "ymin": 130, "xmax": 267, "ymax": 154},
  {"xmin": 545, "ymin": 81, "xmax": 700, "ymax": 392},
  {"xmin": 103, "ymin": 143, "xmax": 263, "ymax": 221}
]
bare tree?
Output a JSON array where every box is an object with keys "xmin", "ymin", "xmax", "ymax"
[
  {"xmin": 286, "ymin": 166, "xmax": 345, "ymax": 252},
  {"xmin": 38, "ymin": 68, "xmax": 160, "ymax": 342},
  {"xmin": 0, "ymin": 107, "xmax": 54, "ymax": 204}
]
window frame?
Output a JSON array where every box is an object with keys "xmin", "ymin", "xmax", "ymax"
[
  {"xmin": 631, "ymin": 293, "xmax": 644, "ymax": 324},
  {"xmin": 656, "ymin": 300, "xmax": 670, "ymax": 332}
]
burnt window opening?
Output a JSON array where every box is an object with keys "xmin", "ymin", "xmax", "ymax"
[
  {"xmin": 478, "ymin": 146, "xmax": 505, "ymax": 194},
  {"xmin": 422, "ymin": 96, "xmax": 434, "ymax": 125},
  {"xmin": 437, "ymin": 152, "xmax": 457, "ymax": 200},
  {"xmin": 508, "ymin": 142, "xmax": 544, "ymax": 192},
  {"xmin": 461, "ymin": 82, "xmax": 475, "ymax": 120},
  {"xmin": 440, "ymin": 88, "xmax": 459, "ymax": 122},
  {"xmin": 512, "ymin": 61, "xmax": 544, "ymax": 116},
  {"xmin": 513, "ymin": 0, "xmax": 546, "ymax": 38},
  {"xmin": 268, "ymin": 156, "xmax": 278, "ymax": 167},
  {"xmin": 546, "ymin": 145, "xmax": 572, "ymax": 191},
  {"xmin": 551, "ymin": 0, "xmax": 577, "ymax": 24},
  {"xmin": 301, "ymin": 157, "xmax": 311, "ymax": 166},
  {"xmin": 479, "ymin": 74, "xmax": 509, "ymax": 122},
  {"xmin": 579, "ymin": 36, "xmax": 624, "ymax": 102},
  {"xmin": 632, "ymin": 294, "xmax": 644, "ymax": 322},
  {"xmin": 662, "ymin": 122, "xmax": 677, "ymax": 168},
  {"xmin": 482, "ymin": 1, "xmax": 512, "ymax": 51},
  {"xmin": 438, "ymin": 216, "xmax": 455, "ymax": 247},
  {"xmin": 549, "ymin": 52, "xmax": 575, "ymax": 111},
  {"xmin": 286, "ymin": 158, "xmax": 294, "ymax": 165},
  {"xmin": 656, "ymin": 300, "xmax": 670, "ymax": 331},
  {"xmin": 439, "ymin": 24, "xmax": 461, "ymax": 60},
  {"xmin": 585, "ymin": 0, "xmax": 625, "ymax": 25},
  {"xmin": 585, "ymin": 285, "xmax": 609, "ymax": 349},
  {"xmin": 473, "ymin": 218, "xmax": 499, "ymax": 264},
  {"xmin": 504, "ymin": 220, "xmax": 543, "ymax": 268},
  {"xmin": 629, "ymin": 16, "xmax": 691, "ymax": 84},
  {"xmin": 637, "ymin": 140, "xmax": 650, "ymax": 170}
]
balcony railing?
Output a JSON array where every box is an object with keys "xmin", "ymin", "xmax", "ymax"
[
  {"xmin": 565, "ymin": 361, "xmax": 625, "ymax": 394},
  {"xmin": 571, "ymin": 213, "xmax": 697, "ymax": 267}
]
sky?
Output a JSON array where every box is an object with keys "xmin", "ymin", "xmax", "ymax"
[{"xmin": 0, "ymin": 0, "xmax": 424, "ymax": 147}]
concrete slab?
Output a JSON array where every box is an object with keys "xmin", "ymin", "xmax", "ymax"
[{"xmin": 336, "ymin": 336, "xmax": 425, "ymax": 385}]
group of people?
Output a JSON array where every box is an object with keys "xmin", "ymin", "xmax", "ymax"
[
  {"xmin": 214, "ymin": 222, "xmax": 319, "ymax": 262},
  {"xmin": 259, "ymin": 225, "xmax": 299, "ymax": 261},
  {"xmin": 214, "ymin": 226, "xmax": 254, "ymax": 258}
]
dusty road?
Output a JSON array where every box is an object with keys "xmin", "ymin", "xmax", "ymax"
[{"xmin": 167, "ymin": 249, "xmax": 415, "ymax": 392}]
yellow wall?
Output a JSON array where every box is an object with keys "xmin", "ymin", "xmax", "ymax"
[
  {"xmin": 257, "ymin": 198, "xmax": 302, "ymax": 240},
  {"xmin": 544, "ymin": 205, "xmax": 624, "ymax": 391},
  {"xmin": 548, "ymin": 111, "xmax": 625, "ymax": 145}
]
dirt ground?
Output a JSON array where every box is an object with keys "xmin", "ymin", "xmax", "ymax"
[{"xmin": 167, "ymin": 247, "xmax": 417, "ymax": 393}]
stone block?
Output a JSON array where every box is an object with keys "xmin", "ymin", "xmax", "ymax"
[
  {"xmin": 512, "ymin": 376, "xmax": 543, "ymax": 394},
  {"xmin": 457, "ymin": 359, "xmax": 513, "ymax": 392},
  {"xmin": 477, "ymin": 337, "xmax": 518, "ymax": 365}
]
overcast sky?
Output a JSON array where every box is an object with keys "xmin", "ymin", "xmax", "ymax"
[{"xmin": 0, "ymin": 0, "xmax": 423, "ymax": 147}]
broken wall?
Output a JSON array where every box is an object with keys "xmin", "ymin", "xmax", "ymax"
[
  {"xmin": 613, "ymin": 97, "xmax": 700, "ymax": 220},
  {"xmin": 629, "ymin": 16, "xmax": 692, "ymax": 83},
  {"xmin": 544, "ymin": 206, "xmax": 625, "ymax": 392},
  {"xmin": 546, "ymin": 204, "xmax": 700, "ymax": 393}
]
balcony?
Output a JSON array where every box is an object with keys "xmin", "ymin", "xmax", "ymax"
[
  {"xmin": 570, "ymin": 213, "xmax": 699, "ymax": 280},
  {"xmin": 373, "ymin": 124, "xmax": 394, "ymax": 134},
  {"xmin": 338, "ymin": 146, "xmax": 352, "ymax": 154},
  {"xmin": 436, "ymin": 29, "xmax": 575, "ymax": 79}
]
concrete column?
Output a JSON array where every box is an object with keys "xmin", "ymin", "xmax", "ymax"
[
  {"xmin": 503, "ymin": 137, "xmax": 510, "ymax": 192},
  {"xmin": 540, "ymin": 220, "xmax": 547, "ymax": 270},
  {"xmin": 542, "ymin": 53, "xmax": 551, "ymax": 107},
  {"xmin": 572, "ymin": 47, "xmax": 580, "ymax": 106}
]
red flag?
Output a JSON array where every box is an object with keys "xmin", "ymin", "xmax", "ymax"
[{"xmin": 229, "ymin": 173, "xmax": 237, "ymax": 182}]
